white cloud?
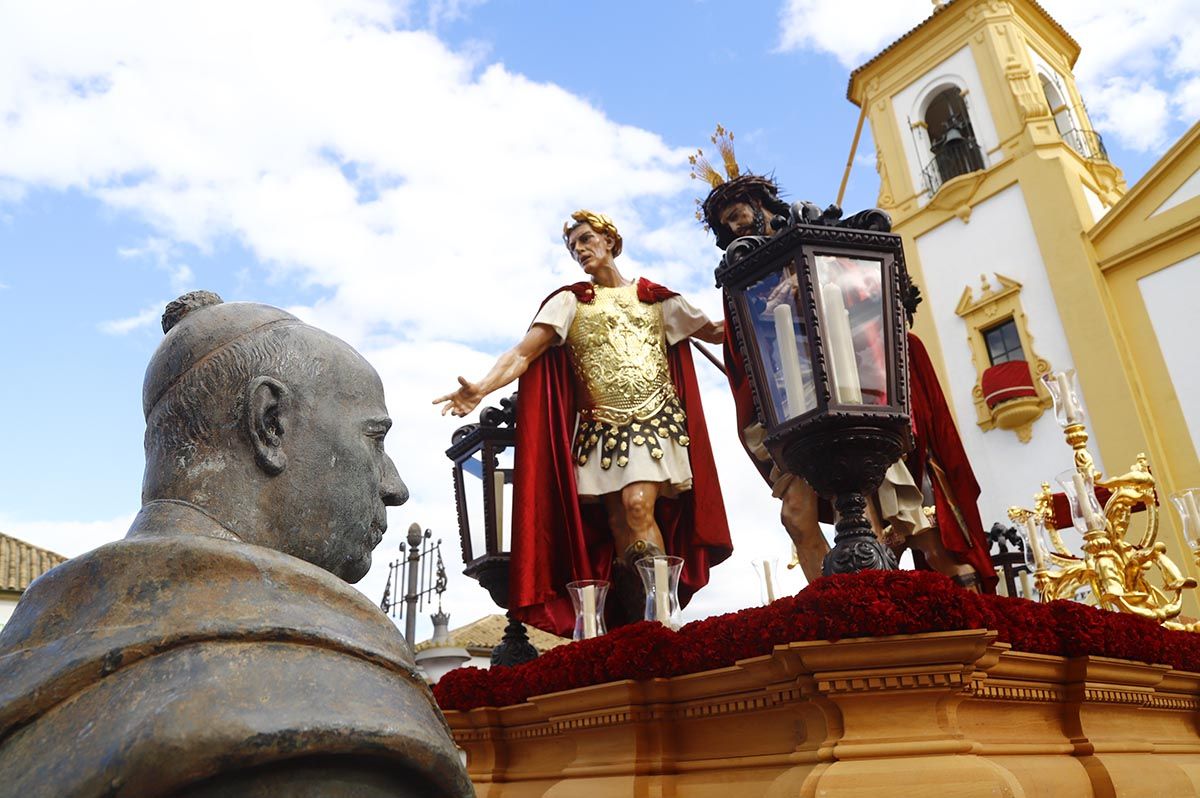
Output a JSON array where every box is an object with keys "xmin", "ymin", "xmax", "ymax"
[
  {"xmin": 425, "ymin": 0, "xmax": 487, "ymax": 28},
  {"xmin": 1088, "ymin": 78, "xmax": 1171, "ymax": 152},
  {"xmin": 0, "ymin": 0, "xmax": 809, "ymax": 634},
  {"xmin": 778, "ymin": 0, "xmax": 934, "ymax": 66},
  {"xmin": 776, "ymin": 0, "xmax": 1198, "ymax": 154},
  {"xmin": 98, "ymin": 301, "xmax": 167, "ymax": 335},
  {"xmin": 118, "ymin": 237, "xmax": 195, "ymax": 292},
  {"xmin": 0, "ymin": 513, "xmax": 133, "ymax": 559},
  {"xmin": 1174, "ymin": 78, "xmax": 1200, "ymax": 123},
  {"xmin": 0, "ymin": 0, "xmax": 698, "ymax": 345},
  {"xmin": 0, "ymin": 180, "xmax": 25, "ymax": 204}
]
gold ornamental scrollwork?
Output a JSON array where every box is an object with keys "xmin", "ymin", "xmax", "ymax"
[{"xmin": 1010, "ymin": 420, "xmax": 1198, "ymax": 626}]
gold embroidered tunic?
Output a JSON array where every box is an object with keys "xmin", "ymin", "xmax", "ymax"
[{"xmin": 532, "ymin": 283, "xmax": 711, "ymax": 499}]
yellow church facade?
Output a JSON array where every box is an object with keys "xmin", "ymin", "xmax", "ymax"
[{"xmin": 847, "ymin": 0, "xmax": 1200, "ymax": 607}]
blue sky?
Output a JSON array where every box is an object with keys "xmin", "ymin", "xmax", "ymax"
[{"xmin": 1, "ymin": 0, "xmax": 1195, "ymax": 639}]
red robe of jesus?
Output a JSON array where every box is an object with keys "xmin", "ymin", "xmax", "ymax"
[{"xmin": 905, "ymin": 334, "xmax": 997, "ymax": 591}]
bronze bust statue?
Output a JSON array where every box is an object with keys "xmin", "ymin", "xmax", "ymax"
[{"xmin": 0, "ymin": 292, "xmax": 472, "ymax": 797}]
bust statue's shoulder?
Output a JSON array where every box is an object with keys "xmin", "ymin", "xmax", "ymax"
[{"xmin": 0, "ymin": 534, "xmax": 468, "ymax": 797}]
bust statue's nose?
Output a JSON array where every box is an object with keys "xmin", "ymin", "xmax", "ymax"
[{"xmin": 381, "ymin": 457, "xmax": 408, "ymax": 506}]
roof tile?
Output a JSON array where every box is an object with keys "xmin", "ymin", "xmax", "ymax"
[
  {"xmin": 415, "ymin": 614, "xmax": 570, "ymax": 654},
  {"xmin": 0, "ymin": 533, "xmax": 67, "ymax": 593}
]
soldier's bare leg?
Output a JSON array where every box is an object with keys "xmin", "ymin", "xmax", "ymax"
[
  {"xmin": 779, "ymin": 477, "xmax": 828, "ymax": 582},
  {"xmin": 781, "ymin": 479, "xmax": 896, "ymax": 581},
  {"xmin": 605, "ymin": 481, "xmax": 665, "ymax": 553},
  {"xmin": 604, "ymin": 481, "xmax": 666, "ymax": 621},
  {"xmin": 603, "ymin": 492, "xmax": 632, "ymax": 550}
]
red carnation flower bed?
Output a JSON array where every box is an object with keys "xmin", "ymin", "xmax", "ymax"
[{"xmin": 433, "ymin": 570, "xmax": 1200, "ymax": 711}]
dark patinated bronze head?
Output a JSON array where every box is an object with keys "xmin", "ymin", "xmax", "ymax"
[
  {"xmin": 142, "ymin": 291, "xmax": 408, "ymax": 582},
  {"xmin": 0, "ymin": 291, "xmax": 470, "ymax": 798}
]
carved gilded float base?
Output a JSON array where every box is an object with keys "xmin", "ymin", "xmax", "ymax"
[{"xmin": 447, "ymin": 629, "xmax": 1200, "ymax": 796}]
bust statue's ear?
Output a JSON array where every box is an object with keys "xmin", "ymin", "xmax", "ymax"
[{"xmin": 246, "ymin": 376, "xmax": 289, "ymax": 476}]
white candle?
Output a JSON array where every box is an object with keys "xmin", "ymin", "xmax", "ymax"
[
  {"xmin": 653, "ymin": 557, "xmax": 670, "ymax": 624},
  {"xmin": 1184, "ymin": 492, "xmax": 1200, "ymax": 545},
  {"xmin": 1185, "ymin": 492, "xmax": 1200, "ymax": 527},
  {"xmin": 1072, "ymin": 471, "xmax": 1102, "ymax": 530},
  {"xmin": 773, "ymin": 303, "xmax": 807, "ymax": 418},
  {"xmin": 1025, "ymin": 516, "xmax": 1047, "ymax": 571},
  {"xmin": 492, "ymin": 471, "xmax": 506, "ymax": 551},
  {"xmin": 581, "ymin": 584, "xmax": 597, "ymax": 639},
  {"xmin": 994, "ymin": 568, "xmax": 1008, "ymax": 597},
  {"xmin": 822, "ymin": 281, "xmax": 862, "ymax": 403},
  {"xmin": 762, "ymin": 560, "xmax": 776, "ymax": 603},
  {"xmin": 1055, "ymin": 372, "xmax": 1081, "ymax": 424},
  {"xmin": 1020, "ymin": 570, "xmax": 1033, "ymax": 600}
]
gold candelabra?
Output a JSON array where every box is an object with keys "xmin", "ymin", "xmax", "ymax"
[{"xmin": 1010, "ymin": 370, "xmax": 1197, "ymax": 628}]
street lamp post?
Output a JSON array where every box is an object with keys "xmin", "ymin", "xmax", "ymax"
[{"xmin": 446, "ymin": 394, "xmax": 538, "ymax": 666}]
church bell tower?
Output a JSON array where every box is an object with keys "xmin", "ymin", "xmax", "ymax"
[{"xmin": 844, "ymin": 0, "xmax": 1198, "ymax": 590}]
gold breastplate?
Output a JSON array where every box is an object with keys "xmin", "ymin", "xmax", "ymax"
[{"xmin": 565, "ymin": 284, "xmax": 674, "ymax": 426}]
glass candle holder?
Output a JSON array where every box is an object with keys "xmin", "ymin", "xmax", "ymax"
[
  {"xmin": 1018, "ymin": 514, "xmax": 1053, "ymax": 574},
  {"xmin": 1055, "ymin": 467, "xmax": 1106, "ymax": 533},
  {"xmin": 752, "ymin": 558, "xmax": 780, "ymax": 605},
  {"xmin": 566, "ymin": 579, "xmax": 609, "ymax": 641},
  {"xmin": 1017, "ymin": 565, "xmax": 1036, "ymax": 601},
  {"xmin": 636, "ymin": 555, "xmax": 683, "ymax": 630},
  {"xmin": 1170, "ymin": 489, "xmax": 1200, "ymax": 556},
  {"xmin": 1042, "ymin": 369, "xmax": 1084, "ymax": 427}
]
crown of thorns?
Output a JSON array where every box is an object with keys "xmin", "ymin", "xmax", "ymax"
[{"xmin": 689, "ymin": 126, "xmax": 783, "ymax": 231}]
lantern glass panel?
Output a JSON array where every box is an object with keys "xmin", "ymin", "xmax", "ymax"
[
  {"xmin": 462, "ymin": 451, "xmax": 488, "ymax": 562},
  {"xmin": 813, "ymin": 254, "xmax": 889, "ymax": 407},
  {"xmin": 491, "ymin": 444, "xmax": 515, "ymax": 554},
  {"xmin": 740, "ymin": 261, "xmax": 816, "ymax": 425}
]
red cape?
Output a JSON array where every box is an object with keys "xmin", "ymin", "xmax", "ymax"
[
  {"xmin": 906, "ymin": 333, "xmax": 997, "ymax": 592},
  {"xmin": 510, "ymin": 279, "xmax": 733, "ymax": 636}
]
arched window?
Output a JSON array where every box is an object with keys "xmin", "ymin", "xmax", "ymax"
[
  {"xmin": 1039, "ymin": 75, "xmax": 1073, "ymax": 139},
  {"xmin": 1038, "ymin": 73, "xmax": 1105, "ymax": 160},
  {"xmin": 922, "ymin": 87, "xmax": 985, "ymax": 193}
]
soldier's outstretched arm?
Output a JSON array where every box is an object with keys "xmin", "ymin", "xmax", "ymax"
[
  {"xmin": 692, "ymin": 318, "xmax": 724, "ymax": 345},
  {"xmin": 433, "ymin": 323, "xmax": 558, "ymax": 417}
]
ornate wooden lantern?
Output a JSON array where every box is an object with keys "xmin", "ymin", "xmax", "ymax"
[
  {"xmin": 445, "ymin": 394, "xmax": 536, "ymax": 665},
  {"xmin": 715, "ymin": 219, "xmax": 914, "ymax": 575}
]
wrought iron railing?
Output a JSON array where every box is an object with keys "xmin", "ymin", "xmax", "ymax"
[
  {"xmin": 920, "ymin": 141, "xmax": 987, "ymax": 196},
  {"xmin": 919, "ymin": 126, "xmax": 1109, "ymax": 199},
  {"xmin": 1060, "ymin": 127, "xmax": 1108, "ymax": 161},
  {"xmin": 380, "ymin": 528, "xmax": 445, "ymax": 647}
]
